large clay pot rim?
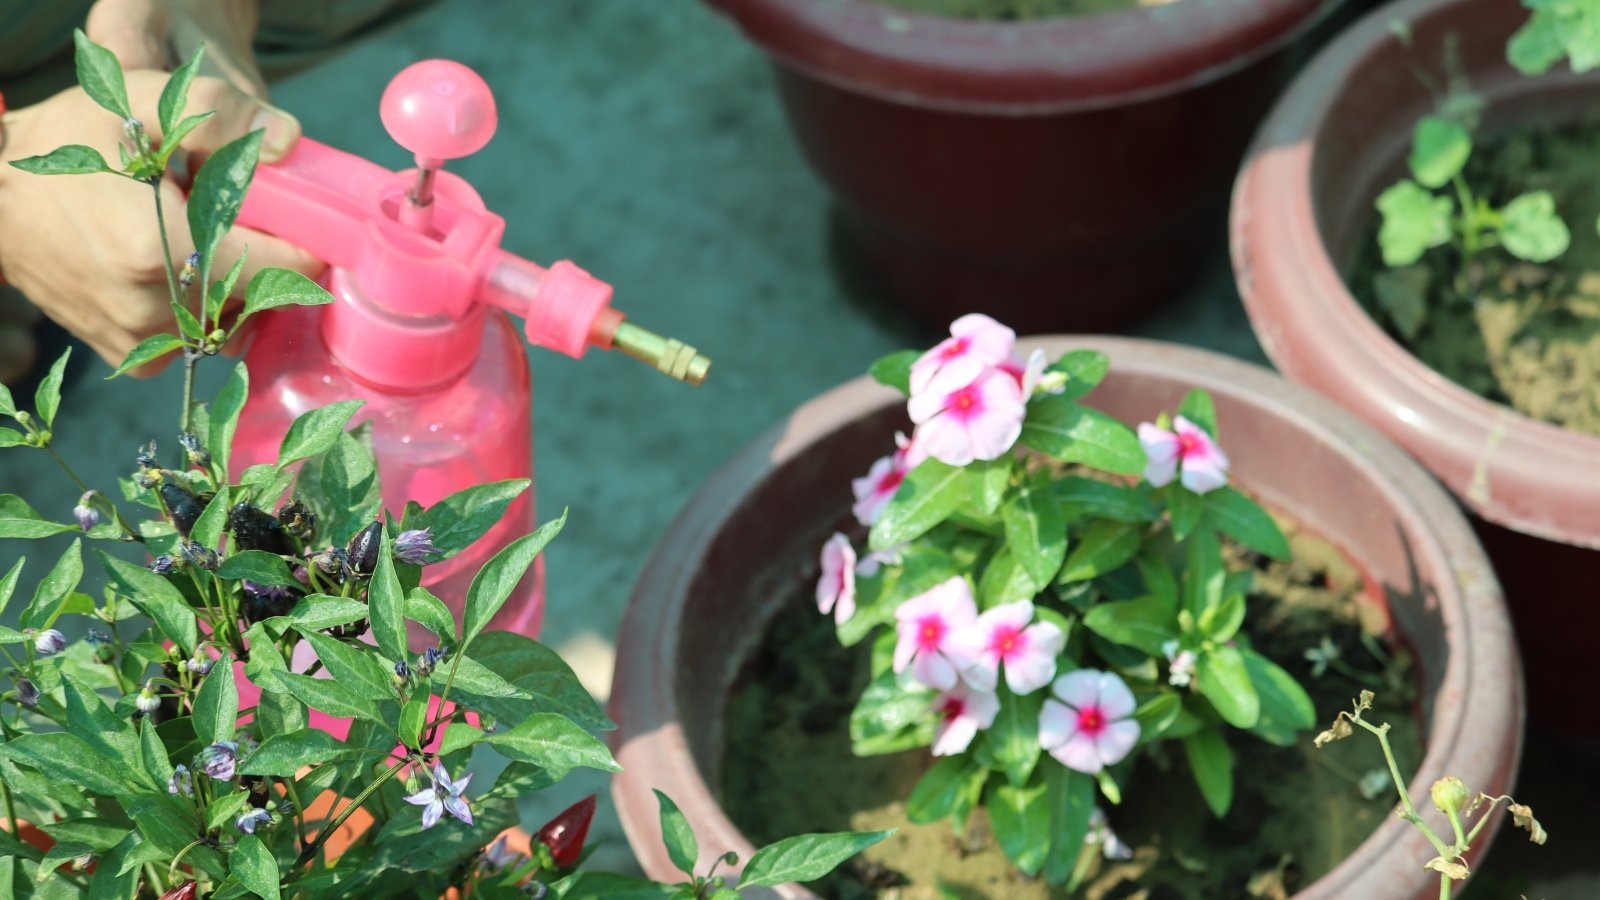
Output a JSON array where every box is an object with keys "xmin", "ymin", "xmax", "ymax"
[
  {"xmin": 1232, "ymin": 0, "xmax": 1600, "ymax": 547},
  {"xmin": 612, "ymin": 336, "xmax": 1520, "ymax": 898},
  {"xmin": 699, "ymin": 0, "xmax": 1333, "ymax": 113}
]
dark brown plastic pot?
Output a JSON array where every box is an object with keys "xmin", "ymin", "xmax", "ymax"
[
  {"xmin": 1230, "ymin": 0, "xmax": 1600, "ymax": 734},
  {"xmin": 699, "ymin": 0, "xmax": 1333, "ymax": 334},
  {"xmin": 609, "ymin": 336, "xmax": 1522, "ymax": 898}
]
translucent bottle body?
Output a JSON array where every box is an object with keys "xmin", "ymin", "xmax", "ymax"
[{"xmin": 232, "ymin": 272, "xmax": 543, "ymax": 648}]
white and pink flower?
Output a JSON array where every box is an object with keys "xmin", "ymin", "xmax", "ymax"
[
  {"xmin": 909, "ymin": 313, "xmax": 1015, "ymax": 397},
  {"xmin": 907, "ymin": 368, "xmax": 1026, "ymax": 467},
  {"xmin": 851, "ymin": 433, "xmax": 924, "ymax": 527},
  {"xmin": 816, "ymin": 533, "xmax": 857, "ymax": 624},
  {"xmin": 1137, "ymin": 415, "xmax": 1230, "ymax": 494},
  {"xmin": 998, "ymin": 348, "xmax": 1056, "ymax": 398},
  {"xmin": 930, "ymin": 681, "xmax": 1000, "ymax": 756},
  {"xmin": 951, "ymin": 600, "xmax": 1064, "ymax": 696},
  {"xmin": 893, "ymin": 576, "xmax": 979, "ymax": 691},
  {"xmin": 1038, "ymin": 669, "xmax": 1141, "ymax": 774}
]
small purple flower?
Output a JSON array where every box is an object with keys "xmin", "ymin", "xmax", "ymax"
[
  {"xmin": 236, "ymin": 808, "xmax": 271, "ymax": 834},
  {"xmin": 310, "ymin": 547, "xmax": 351, "ymax": 581},
  {"xmin": 241, "ymin": 581, "xmax": 294, "ymax": 604},
  {"xmin": 185, "ymin": 654, "xmax": 214, "ymax": 676},
  {"xmin": 15, "ymin": 678, "xmax": 39, "ymax": 708},
  {"xmin": 394, "ymin": 659, "xmax": 413, "ymax": 682},
  {"xmin": 149, "ymin": 555, "xmax": 179, "ymax": 575},
  {"xmin": 404, "ymin": 764, "xmax": 474, "ymax": 829},
  {"xmin": 168, "ymin": 765, "xmax": 192, "ymax": 796},
  {"xmin": 32, "ymin": 629, "xmax": 67, "ymax": 656},
  {"xmin": 422, "ymin": 646, "xmax": 446, "ymax": 669},
  {"xmin": 178, "ymin": 432, "xmax": 209, "ymax": 468},
  {"xmin": 179, "ymin": 252, "xmax": 200, "ymax": 289},
  {"xmin": 136, "ymin": 441, "xmax": 158, "ymax": 470},
  {"xmin": 393, "ymin": 528, "xmax": 440, "ymax": 566},
  {"xmin": 85, "ymin": 629, "xmax": 111, "ymax": 646},
  {"xmin": 73, "ymin": 492, "xmax": 100, "ymax": 530},
  {"xmin": 199, "ymin": 741, "xmax": 239, "ymax": 781}
]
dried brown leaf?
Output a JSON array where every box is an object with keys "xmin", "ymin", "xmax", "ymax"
[
  {"xmin": 1509, "ymin": 803, "xmax": 1548, "ymax": 845},
  {"xmin": 1424, "ymin": 856, "xmax": 1469, "ymax": 880}
]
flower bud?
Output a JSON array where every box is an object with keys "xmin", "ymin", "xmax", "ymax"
[
  {"xmin": 1430, "ymin": 776, "xmax": 1469, "ymax": 816},
  {"xmin": 149, "ymin": 555, "xmax": 180, "ymax": 575},
  {"xmin": 277, "ymin": 500, "xmax": 317, "ymax": 542},
  {"xmin": 74, "ymin": 491, "xmax": 100, "ymax": 530},
  {"xmin": 178, "ymin": 253, "xmax": 200, "ymax": 289},
  {"xmin": 186, "ymin": 655, "xmax": 215, "ymax": 676},
  {"xmin": 32, "ymin": 628, "xmax": 67, "ymax": 656},
  {"xmin": 178, "ymin": 432, "xmax": 210, "ymax": 468},
  {"xmin": 136, "ymin": 683, "xmax": 162, "ymax": 714},
  {"xmin": 179, "ymin": 540, "xmax": 219, "ymax": 571},
  {"xmin": 346, "ymin": 520, "xmax": 383, "ymax": 576},
  {"xmin": 15, "ymin": 677, "xmax": 39, "ymax": 708},
  {"xmin": 168, "ymin": 764, "xmax": 193, "ymax": 796}
]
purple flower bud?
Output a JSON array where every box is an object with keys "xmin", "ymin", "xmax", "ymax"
[
  {"xmin": 394, "ymin": 659, "xmax": 413, "ymax": 681},
  {"xmin": 310, "ymin": 547, "xmax": 350, "ymax": 581},
  {"xmin": 136, "ymin": 441, "xmax": 158, "ymax": 470},
  {"xmin": 33, "ymin": 628, "xmax": 67, "ymax": 656},
  {"xmin": 422, "ymin": 646, "xmax": 446, "ymax": 669},
  {"xmin": 394, "ymin": 528, "xmax": 440, "ymax": 566},
  {"xmin": 185, "ymin": 655, "xmax": 214, "ymax": 676},
  {"xmin": 122, "ymin": 117, "xmax": 143, "ymax": 140},
  {"xmin": 199, "ymin": 741, "xmax": 239, "ymax": 781},
  {"xmin": 73, "ymin": 491, "xmax": 100, "ymax": 530},
  {"xmin": 179, "ymin": 253, "xmax": 200, "ymax": 289},
  {"xmin": 15, "ymin": 678, "xmax": 39, "ymax": 708},
  {"xmin": 149, "ymin": 555, "xmax": 180, "ymax": 575},
  {"xmin": 178, "ymin": 432, "xmax": 210, "ymax": 468},
  {"xmin": 235, "ymin": 808, "xmax": 271, "ymax": 834},
  {"xmin": 168, "ymin": 764, "xmax": 192, "ymax": 796}
]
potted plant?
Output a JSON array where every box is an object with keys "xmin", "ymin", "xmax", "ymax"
[
  {"xmin": 0, "ymin": 35, "xmax": 885, "ymax": 899},
  {"xmin": 1230, "ymin": 0, "xmax": 1600, "ymax": 732},
  {"xmin": 609, "ymin": 323, "xmax": 1522, "ymax": 897},
  {"xmin": 694, "ymin": 0, "xmax": 1334, "ymax": 334}
]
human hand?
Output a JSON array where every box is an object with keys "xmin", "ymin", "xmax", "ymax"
[
  {"xmin": 88, "ymin": 0, "xmax": 269, "ymax": 99},
  {"xmin": 0, "ymin": 71, "xmax": 324, "ymax": 373}
]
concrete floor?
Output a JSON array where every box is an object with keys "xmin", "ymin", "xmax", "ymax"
[{"xmin": 0, "ymin": 0, "xmax": 1591, "ymax": 894}]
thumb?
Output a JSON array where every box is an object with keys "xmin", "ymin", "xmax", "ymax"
[
  {"xmin": 127, "ymin": 70, "xmax": 301, "ymax": 163},
  {"xmin": 87, "ymin": 0, "xmax": 173, "ymax": 71}
]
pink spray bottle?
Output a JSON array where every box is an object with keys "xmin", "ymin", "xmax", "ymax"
[{"xmin": 229, "ymin": 60, "xmax": 710, "ymax": 649}]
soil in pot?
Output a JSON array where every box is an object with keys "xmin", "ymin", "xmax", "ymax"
[
  {"xmin": 870, "ymin": 0, "xmax": 1176, "ymax": 20},
  {"xmin": 721, "ymin": 514, "xmax": 1422, "ymax": 899},
  {"xmin": 1353, "ymin": 117, "xmax": 1600, "ymax": 436}
]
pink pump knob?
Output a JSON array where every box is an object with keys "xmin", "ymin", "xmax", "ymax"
[{"xmin": 380, "ymin": 60, "xmax": 498, "ymax": 168}]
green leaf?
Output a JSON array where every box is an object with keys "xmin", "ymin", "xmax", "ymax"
[
  {"xmin": 739, "ymin": 830, "xmax": 894, "ymax": 887},
  {"xmin": 1373, "ymin": 265, "xmax": 1432, "ymax": 341},
  {"xmin": 241, "ymin": 267, "xmax": 334, "ymax": 321},
  {"xmin": 988, "ymin": 777, "xmax": 1049, "ymax": 877},
  {"xmin": 73, "ymin": 30, "xmax": 131, "ymax": 118},
  {"xmin": 1196, "ymin": 645, "xmax": 1259, "ymax": 728},
  {"xmin": 1133, "ymin": 691, "xmax": 1183, "ymax": 744},
  {"xmin": 193, "ymin": 660, "xmax": 238, "ymax": 745},
  {"xmin": 482, "ymin": 713, "xmax": 620, "ymax": 778},
  {"xmin": 1175, "ymin": 388, "xmax": 1218, "ymax": 439},
  {"xmin": 462, "ymin": 511, "xmax": 566, "ymax": 647},
  {"xmin": 1019, "ymin": 396, "xmax": 1145, "ymax": 475},
  {"xmin": 869, "ymin": 459, "xmax": 966, "ymax": 552},
  {"xmin": 984, "ymin": 689, "xmax": 1044, "ymax": 788},
  {"xmin": 210, "ymin": 363, "xmax": 249, "ymax": 476},
  {"xmin": 446, "ymin": 631, "xmax": 612, "ymax": 732},
  {"xmin": 977, "ymin": 546, "xmax": 1039, "ymax": 609},
  {"xmin": 96, "ymin": 549, "xmax": 199, "ymax": 654},
  {"xmin": 1054, "ymin": 476, "xmax": 1158, "ymax": 523},
  {"xmin": 1043, "ymin": 349, "xmax": 1109, "ymax": 401},
  {"xmin": 189, "ymin": 130, "xmax": 262, "ymax": 271},
  {"xmin": 275, "ymin": 672, "xmax": 379, "ymax": 722},
  {"xmin": 192, "ymin": 485, "xmax": 229, "ymax": 554},
  {"xmin": 368, "ymin": 526, "xmax": 407, "ymax": 662},
  {"xmin": 1509, "ymin": 6, "xmax": 1569, "ymax": 74},
  {"xmin": 1376, "ymin": 180, "xmax": 1453, "ymax": 267},
  {"xmin": 1183, "ymin": 729, "xmax": 1235, "ymax": 817},
  {"xmin": 9, "ymin": 144, "xmax": 112, "ymax": 175},
  {"xmin": 297, "ymin": 630, "xmax": 393, "ymax": 701},
  {"xmin": 1500, "ymin": 190, "xmax": 1571, "ymax": 263},
  {"xmin": 282, "ymin": 593, "xmax": 369, "ymax": 630},
  {"xmin": 654, "ymin": 789, "xmax": 700, "ymax": 877},
  {"xmin": 216, "ymin": 550, "xmax": 296, "ymax": 586},
  {"xmin": 905, "ymin": 756, "xmax": 985, "ymax": 825},
  {"xmin": 0, "ymin": 557, "xmax": 24, "ymax": 620},
  {"xmin": 1181, "ymin": 528, "xmax": 1224, "ymax": 618},
  {"xmin": 849, "ymin": 672, "xmax": 934, "ymax": 756},
  {"xmin": 207, "ymin": 249, "xmax": 249, "ymax": 327},
  {"xmin": 0, "ymin": 427, "xmax": 24, "ymax": 447},
  {"xmin": 399, "ymin": 699, "xmax": 427, "ymax": 750},
  {"xmin": 1243, "ymin": 649, "xmax": 1316, "ymax": 746},
  {"xmin": 438, "ymin": 722, "xmax": 484, "ymax": 757},
  {"xmin": 204, "ymin": 790, "xmax": 252, "ymax": 833},
  {"xmin": 60, "ymin": 675, "xmax": 142, "ymax": 776},
  {"xmin": 239, "ymin": 729, "xmax": 382, "ymax": 776},
  {"xmin": 966, "ymin": 458, "xmax": 1011, "ymax": 517},
  {"xmin": 1199, "ymin": 592, "xmax": 1246, "ymax": 644},
  {"xmin": 1166, "ymin": 484, "xmax": 1204, "ymax": 541},
  {"xmin": 1408, "ymin": 116, "xmax": 1472, "ymax": 189},
  {"xmin": 309, "ymin": 429, "xmax": 382, "ymax": 545},
  {"xmin": 156, "ymin": 112, "xmax": 214, "ymax": 169},
  {"xmin": 0, "ymin": 494, "xmax": 78, "ymax": 538},
  {"xmin": 410, "ymin": 479, "xmax": 530, "ymax": 559},
  {"xmin": 22, "ymin": 538, "xmax": 82, "ymax": 630},
  {"xmin": 555, "ymin": 873, "xmax": 676, "ymax": 899},
  {"xmin": 277, "ymin": 399, "xmax": 364, "ymax": 466},
  {"xmin": 231, "ymin": 834, "xmax": 281, "ymax": 900},
  {"xmin": 158, "ymin": 45, "xmax": 204, "ymax": 137},
  {"xmin": 868, "ymin": 349, "xmax": 919, "ymax": 394},
  {"xmin": 1001, "ymin": 483, "xmax": 1066, "ymax": 588},
  {"xmin": 1082, "ymin": 595, "xmax": 1178, "ymax": 656},
  {"xmin": 0, "ymin": 732, "xmax": 135, "ymax": 796},
  {"xmin": 1206, "ymin": 487, "xmax": 1290, "ymax": 560},
  {"xmin": 1044, "ymin": 766, "xmax": 1097, "ymax": 884},
  {"xmin": 109, "ymin": 334, "xmax": 185, "ymax": 378},
  {"xmin": 1057, "ymin": 520, "xmax": 1142, "ymax": 584},
  {"xmin": 405, "ymin": 587, "xmax": 458, "ymax": 643}
]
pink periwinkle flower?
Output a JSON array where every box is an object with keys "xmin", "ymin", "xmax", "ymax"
[
  {"xmin": 405, "ymin": 764, "xmax": 473, "ymax": 830},
  {"xmin": 1038, "ymin": 669, "xmax": 1141, "ymax": 774},
  {"xmin": 815, "ymin": 533, "xmax": 857, "ymax": 624},
  {"xmin": 1162, "ymin": 639, "xmax": 1196, "ymax": 689},
  {"xmin": 909, "ymin": 313, "xmax": 1016, "ymax": 397},
  {"xmin": 950, "ymin": 600, "xmax": 1064, "ymax": 696},
  {"xmin": 851, "ymin": 433, "xmax": 924, "ymax": 526},
  {"xmin": 854, "ymin": 543, "xmax": 904, "ymax": 578},
  {"xmin": 1088, "ymin": 807, "xmax": 1134, "ymax": 860},
  {"xmin": 893, "ymin": 577, "xmax": 979, "ymax": 691},
  {"xmin": 908, "ymin": 368, "xmax": 1026, "ymax": 467},
  {"xmin": 930, "ymin": 681, "xmax": 1000, "ymax": 757},
  {"xmin": 1137, "ymin": 415, "xmax": 1230, "ymax": 494}
]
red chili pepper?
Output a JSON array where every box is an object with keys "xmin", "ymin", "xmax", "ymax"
[
  {"xmin": 160, "ymin": 881, "xmax": 197, "ymax": 900},
  {"xmin": 535, "ymin": 794, "xmax": 596, "ymax": 870}
]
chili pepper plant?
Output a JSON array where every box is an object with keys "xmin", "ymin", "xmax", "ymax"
[
  {"xmin": 815, "ymin": 315, "xmax": 1321, "ymax": 889},
  {"xmin": 0, "ymin": 33, "xmax": 883, "ymax": 899}
]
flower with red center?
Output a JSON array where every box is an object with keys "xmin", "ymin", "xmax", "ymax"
[
  {"xmin": 949, "ymin": 600, "xmax": 1065, "ymax": 695},
  {"xmin": 1137, "ymin": 415, "xmax": 1230, "ymax": 494},
  {"xmin": 930, "ymin": 681, "xmax": 1000, "ymax": 756},
  {"xmin": 893, "ymin": 577, "xmax": 979, "ymax": 691},
  {"xmin": 909, "ymin": 314, "xmax": 1016, "ymax": 397},
  {"xmin": 815, "ymin": 533, "xmax": 857, "ymax": 624},
  {"xmin": 850, "ymin": 433, "xmax": 921, "ymax": 526},
  {"xmin": 1038, "ymin": 669, "xmax": 1141, "ymax": 774},
  {"xmin": 908, "ymin": 368, "xmax": 1026, "ymax": 467}
]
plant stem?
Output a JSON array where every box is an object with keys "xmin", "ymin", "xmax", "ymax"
[
  {"xmin": 43, "ymin": 447, "xmax": 144, "ymax": 543},
  {"xmin": 2, "ymin": 775, "xmax": 18, "ymax": 841},
  {"xmin": 293, "ymin": 760, "xmax": 403, "ymax": 870},
  {"xmin": 1353, "ymin": 718, "xmax": 1452, "ymax": 858},
  {"xmin": 152, "ymin": 182, "xmax": 200, "ymax": 438}
]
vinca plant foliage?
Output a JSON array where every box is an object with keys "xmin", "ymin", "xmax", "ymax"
[{"xmin": 0, "ymin": 33, "xmax": 882, "ymax": 900}]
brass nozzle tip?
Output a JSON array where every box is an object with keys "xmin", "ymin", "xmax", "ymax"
[{"xmin": 612, "ymin": 322, "xmax": 712, "ymax": 386}]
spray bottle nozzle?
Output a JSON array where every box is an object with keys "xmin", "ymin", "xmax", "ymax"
[{"xmin": 610, "ymin": 322, "xmax": 712, "ymax": 386}]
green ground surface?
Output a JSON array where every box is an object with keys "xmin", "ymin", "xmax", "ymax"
[{"xmin": 0, "ymin": 0, "xmax": 1591, "ymax": 895}]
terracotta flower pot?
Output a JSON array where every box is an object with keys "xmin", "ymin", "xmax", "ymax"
[
  {"xmin": 698, "ymin": 0, "xmax": 1333, "ymax": 334},
  {"xmin": 1230, "ymin": 0, "xmax": 1600, "ymax": 734},
  {"xmin": 608, "ymin": 336, "xmax": 1522, "ymax": 898}
]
